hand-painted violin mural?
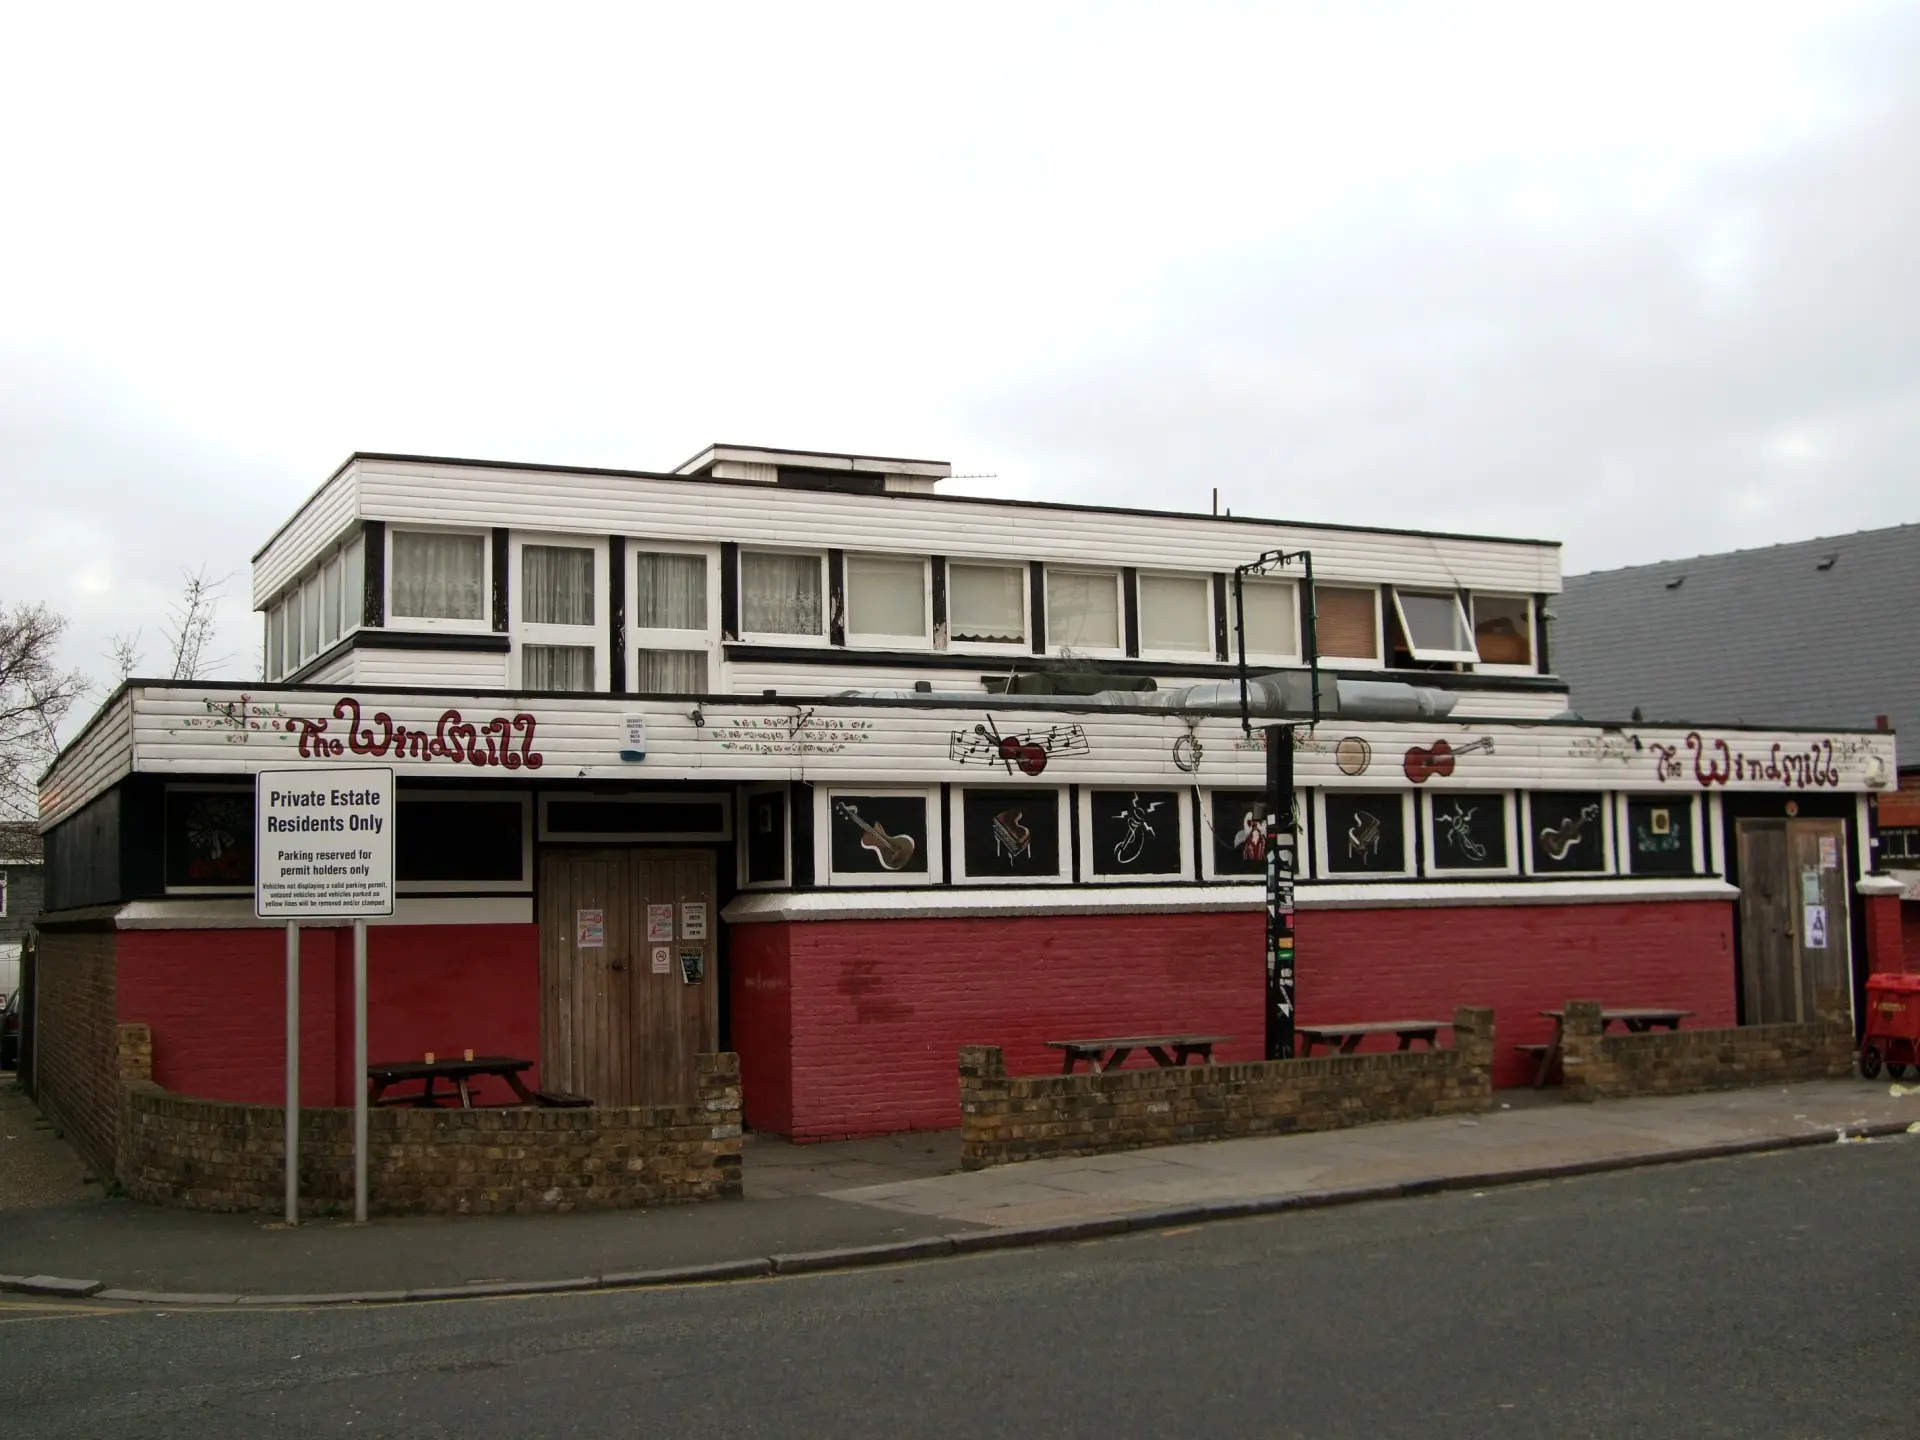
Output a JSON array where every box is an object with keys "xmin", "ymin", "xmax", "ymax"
[{"xmin": 949, "ymin": 716, "xmax": 1090, "ymax": 776}]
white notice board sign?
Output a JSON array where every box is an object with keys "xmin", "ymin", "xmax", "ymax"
[{"xmin": 255, "ymin": 767, "xmax": 395, "ymax": 918}]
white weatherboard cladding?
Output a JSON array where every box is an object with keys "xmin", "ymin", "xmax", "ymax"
[
  {"xmin": 301, "ymin": 649, "xmax": 360, "ymax": 685},
  {"xmin": 724, "ymin": 660, "xmax": 1012, "ymax": 696},
  {"xmin": 352, "ymin": 460, "xmax": 1561, "ymax": 593},
  {"xmin": 252, "ymin": 462, "xmax": 361, "ymax": 606},
  {"xmin": 91, "ymin": 685, "xmax": 1899, "ymax": 797},
  {"xmin": 39, "ymin": 692, "xmax": 134, "ymax": 827},
  {"xmin": 351, "ymin": 648, "xmax": 509, "ymax": 689}
]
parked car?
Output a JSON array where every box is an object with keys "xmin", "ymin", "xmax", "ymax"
[{"xmin": 0, "ymin": 989, "xmax": 20, "ymax": 1070}]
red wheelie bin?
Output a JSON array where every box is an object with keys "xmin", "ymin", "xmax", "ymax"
[{"xmin": 1859, "ymin": 972, "xmax": 1920, "ymax": 1080}]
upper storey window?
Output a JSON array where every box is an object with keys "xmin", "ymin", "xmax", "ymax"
[
  {"xmin": 948, "ymin": 562, "xmax": 1026, "ymax": 647},
  {"xmin": 1391, "ymin": 589, "xmax": 1478, "ymax": 664},
  {"xmin": 522, "ymin": 544, "xmax": 594, "ymax": 626},
  {"xmin": 845, "ymin": 555, "xmax": 929, "ymax": 645},
  {"xmin": 391, "ymin": 529, "xmax": 487, "ymax": 626},
  {"xmin": 1472, "ymin": 593, "xmax": 1534, "ymax": 669},
  {"xmin": 264, "ymin": 531, "xmax": 364, "ymax": 679},
  {"xmin": 1137, "ymin": 573, "xmax": 1212, "ymax": 657},
  {"xmin": 1314, "ymin": 585, "xmax": 1380, "ymax": 664},
  {"xmin": 513, "ymin": 538, "xmax": 600, "ymax": 692},
  {"xmin": 632, "ymin": 547, "xmax": 713, "ymax": 694},
  {"xmin": 1046, "ymin": 568, "xmax": 1122, "ymax": 653},
  {"xmin": 1235, "ymin": 578, "xmax": 1299, "ymax": 662},
  {"xmin": 741, "ymin": 550, "xmax": 825, "ymax": 640}
]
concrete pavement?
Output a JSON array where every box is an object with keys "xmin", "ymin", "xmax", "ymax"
[{"xmin": 2, "ymin": 1077, "xmax": 1916, "ymax": 1305}]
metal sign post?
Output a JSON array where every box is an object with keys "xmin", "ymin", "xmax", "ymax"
[
  {"xmin": 256, "ymin": 767, "xmax": 395, "ymax": 1226},
  {"xmin": 1265, "ymin": 723, "xmax": 1297, "ymax": 1060}
]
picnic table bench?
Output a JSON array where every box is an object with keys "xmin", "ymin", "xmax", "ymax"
[
  {"xmin": 1046, "ymin": 1034, "xmax": 1228, "ymax": 1075},
  {"xmin": 366, "ymin": 1055, "xmax": 591, "ymax": 1109},
  {"xmin": 1523, "ymin": 1007, "xmax": 1692, "ymax": 1088},
  {"xmin": 1295, "ymin": 1020, "xmax": 1450, "ymax": 1057}
]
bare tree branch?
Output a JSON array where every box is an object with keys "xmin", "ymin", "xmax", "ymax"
[
  {"xmin": 106, "ymin": 630, "xmax": 143, "ymax": 685},
  {"xmin": 161, "ymin": 567, "xmax": 233, "ymax": 681},
  {"xmin": 0, "ymin": 602, "xmax": 90, "ymax": 823}
]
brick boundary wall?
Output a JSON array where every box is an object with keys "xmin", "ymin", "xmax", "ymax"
[
  {"xmin": 32, "ymin": 929, "xmax": 120, "ymax": 1176},
  {"xmin": 958, "ymin": 1007, "xmax": 1495, "ymax": 1170},
  {"xmin": 113, "ymin": 1025, "xmax": 743, "ymax": 1215},
  {"xmin": 1557, "ymin": 993, "xmax": 1854, "ymax": 1101}
]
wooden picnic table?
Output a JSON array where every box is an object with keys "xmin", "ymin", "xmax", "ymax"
[
  {"xmin": 1525, "ymin": 1008, "xmax": 1693, "ymax": 1088},
  {"xmin": 366, "ymin": 1055, "xmax": 588, "ymax": 1109},
  {"xmin": 1046, "ymin": 1034, "xmax": 1228, "ymax": 1075},
  {"xmin": 1295, "ymin": 1020, "xmax": 1450, "ymax": 1057}
]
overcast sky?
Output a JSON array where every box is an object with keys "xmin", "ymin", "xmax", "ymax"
[{"xmin": 3, "ymin": 1, "xmax": 1916, "ymax": 697}]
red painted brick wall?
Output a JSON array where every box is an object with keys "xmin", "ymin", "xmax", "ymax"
[
  {"xmin": 731, "ymin": 897, "xmax": 1738, "ymax": 1140},
  {"xmin": 1863, "ymin": 894, "xmax": 1906, "ymax": 974},
  {"xmin": 728, "ymin": 923, "xmax": 793, "ymax": 1134},
  {"xmin": 117, "ymin": 924, "xmax": 540, "ymax": 1106}
]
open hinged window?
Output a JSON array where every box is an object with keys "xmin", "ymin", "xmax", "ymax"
[{"xmin": 1390, "ymin": 589, "xmax": 1479, "ymax": 664}]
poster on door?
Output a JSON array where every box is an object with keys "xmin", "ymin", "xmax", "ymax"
[
  {"xmin": 651, "ymin": 945, "xmax": 671, "ymax": 974},
  {"xmin": 646, "ymin": 903, "xmax": 675, "ymax": 942},
  {"xmin": 576, "ymin": 909, "xmax": 604, "ymax": 948},
  {"xmin": 1819, "ymin": 835, "xmax": 1839, "ymax": 870},
  {"xmin": 681, "ymin": 903, "xmax": 708, "ymax": 941},
  {"xmin": 1804, "ymin": 904, "xmax": 1828, "ymax": 949}
]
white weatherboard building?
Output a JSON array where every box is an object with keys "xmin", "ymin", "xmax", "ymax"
[{"xmin": 33, "ymin": 444, "xmax": 1903, "ymax": 1154}]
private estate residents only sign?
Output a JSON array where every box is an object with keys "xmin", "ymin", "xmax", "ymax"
[{"xmin": 254, "ymin": 767, "xmax": 395, "ymax": 918}]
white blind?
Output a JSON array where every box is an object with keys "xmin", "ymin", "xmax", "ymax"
[
  {"xmin": 322, "ymin": 557, "xmax": 343, "ymax": 646},
  {"xmin": 301, "ymin": 573, "xmax": 322, "ymax": 659},
  {"xmin": 1238, "ymin": 579, "xmax": 1297, "ymax": 658},
  {"xmin": 266, "ymin": 603, "xmax": 284, "ymax": 677},
  {"xmin": 523, "ymin": 545, "xmax": 595, "ymax": 626},
  {"xmin": 392, "ymin": 531, "xmax": 486, "ymax": 621},
  {"xmin": 633, "ymin": 552, "xmax": 707, "ymax": 630},
  {"xmin": 948, "ymin": 563, "xmax": 1025, "ymax": 643},
  {"xmin": 1139, "ymin": 574, "xmax": 1210, "ymax": 653},
  {"xmin": 1046, "ymin": 569, "xmax": 1119, "ymax": 650},
  {"xmin": 635, "ymin": 648, "xmax": 707, "ymax": 694},
  {"xmin": 342, "ymin": 536, "xmax": 365, "ymax": 633},
  {"xmin": 742, "ymin": 551, "xmax": 822, "ymax": 636},
  {"xmin": 846, "ymin": 556, "xmax": 926, "ymax": 638},
  {"xmin": 523, "ymin": 644, "xmax": 594, "ymax": 691}
]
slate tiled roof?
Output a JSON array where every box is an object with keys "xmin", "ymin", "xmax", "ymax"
[
  {"xmin": 0, "ymin": 822, "xmax": 42, "ymax": 864},
  {"xmin": 1552, "ymin": 523, "xmax": 1919, "ymax": 750}
]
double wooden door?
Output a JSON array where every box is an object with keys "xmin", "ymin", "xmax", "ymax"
[
  {"xmin": 538, "ymin": 848, "xmax": 718, "ymax": 1107},
  {"xmin": 1736, "ymin": 818, "xmax": 1850, "ymax": 1025}
]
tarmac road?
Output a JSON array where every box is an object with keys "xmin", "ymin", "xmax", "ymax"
[{"xmin": 6, "ymin": 1138, "xmax": 1916, "ymax": 1439}]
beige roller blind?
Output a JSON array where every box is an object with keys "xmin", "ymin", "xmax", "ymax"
[{"xmin": 1314, "ymin": 585, "xmax": 1378, "ymax": 660}]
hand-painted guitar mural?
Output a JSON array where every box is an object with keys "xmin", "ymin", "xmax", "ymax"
[
  {"xmin": 1538, "ymin": 802, "xmax": 1601, "ymax": 861},
  {"xmin": 1402, "ymin": 737, "xmax": 1495, "ymax": 783},
  {"xmin": 833, "ymin": 801, "xmax": 917, "ymax": 871}
]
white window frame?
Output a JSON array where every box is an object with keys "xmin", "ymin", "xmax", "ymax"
[
  {"xmin": 1615, "ymin": 793, "xmax": 1705, "ymax": 877},
  {"xmin": 1077, "ymin": 787, "xmax": 1195, "ymax": 885},
  {"xmin": 629, "ymin": 540, "xmax": 721, "ymax": 696},
  {"xmin": 320, "ymin": 552, "xmax": 344, "ymax": 651},
  {"xmin": 736, "ymin": 782, "xmax": 792, "ymax": 891},
  {"xmin": 265, "ymin": 600, "xmax": 285, "ymax": 679},
  {"xmin": 1314, "ymin": 789, "xmax": 1417, "ymax": 880},
  {"xmin": 1312, "ymin": 584, "xmax": 1386, "ymax": 670},
  {"xmin": 395, "ymin": 790, "xmax": 534, "ymax": 895},
  {"xmin": 1229, "ymin": 577, "xmax": 1303, "ymax": 666},
  {"xmin": 386, "ymin": 524, "xmax": 493, "ymax": 634},
  {"xmin": 1045, "ymin": 566, "xmax": 1126, "ymax": 658},
  {"xmin": 1390, "ymin": 588, "xmax": 1479, "ymax": 664},
  {"xmin": 1468, "ymin": 592, "xmax": 1537, "ymax": 676},
  {"xmin": 1521, "ymin": 792, "xmax": 1616, "ymax": 877},
  {"xmin": 740, "ymin": 547, "xmax": 830, "ymax": 647},
  {"xmin": 1135, "ymin": 571, "xmax": 1217, "ymax": 662},
  {"xmin": 1197, "ymin": 787, "xmax": 1307, "ymax": 883},
  {"xmin": 948, "ymin": 786, "xmax": 1072, "ymax": 885},
  {"xmin": 815, "ymin": 786, "xmax": 942, "ymax": 888},
  {"xmin": 1421, "ymin": 791, "xmax": 1520, "ymax": 878},
  {"xmin": 844, "ymin": 553, "xmax": 933, "ymax": 651},
  {"xmin": 943, "ymin": 558, "xmax": 1031, "ymax": 655},
  {"xmin": 510, "ymin": 531, "xmax": 607, "ymax": 692}
]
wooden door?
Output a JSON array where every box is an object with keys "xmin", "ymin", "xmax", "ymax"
[
  {"xmin": 1787, "ymin": 819, "xmax": 1849, "ymax": 1018},
  {"xmin": 1737, "ymin": 820, "xmax": 1795, "ymax": 1023},
  {"xmin": 539, "ymin": 849, "xmax": 636, "ymax": 1104},
  {"xmin": 1738, "ymin": 818, "xmax": 1851, "ymax": 1024},
  {"xmin": 540, "ymin": 848, "xmax": 718, "ymax": 1107}
]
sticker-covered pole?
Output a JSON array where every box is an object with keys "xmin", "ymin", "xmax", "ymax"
[
  {"xmin": 353, "ymin": 917, "xmax": 369, "ymax": 1224},
  {"xmin": 284, "ymin": 920, "xmax": 300, "ymax": 1227},
  {"xmin": 1265, "ymin": 722, "xmax": 1297, "ymax": 1060}
]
